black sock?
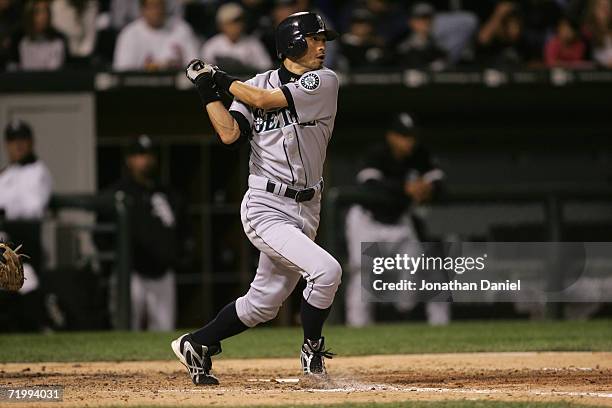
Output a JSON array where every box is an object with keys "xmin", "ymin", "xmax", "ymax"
[
  {"xmin": 191, "ymin": 301, "xmax": 248, "ymax": 346},
  {"xmin": 300, "ymin": 297, "xmax": 331, "ymax": 343}
]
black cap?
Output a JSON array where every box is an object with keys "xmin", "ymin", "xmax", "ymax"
[
  {"xmin": 127, "ymin": 135, "xmax": 156, "ymax": 155},
  {"xmin": 389, "ymin": 112, "xmax": 417, "ymax": 136},
  {"xmin": 351, "ymin": 8, "xmax": 375, "ymax": 23},
  {"xmin": 274, "ymin": 0, "xmax": 296, "ymax": 6},
  {"xmin": 411, "ymin": 2, "xmax": 435, "ymax": 18},
  {"xmin": 4, "ymin": 120, "xmax": 33, "ymax": 141}
]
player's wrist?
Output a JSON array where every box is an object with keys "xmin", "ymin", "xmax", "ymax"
[
  {"xmin": 195, "ymin": 75, "xmax": 221, "ymax": 105},
  {"xmin": 214, "ymin": 70, "xmax": 239, "ymax": 94}
]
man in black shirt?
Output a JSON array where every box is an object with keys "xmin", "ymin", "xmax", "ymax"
[
  {"xmin": 344, "ymin": 113, "xmax": 450, "ymax": 327},
  {"xmin": 102, "ymin": 135, "xmax": 191, "ymax": 331}
]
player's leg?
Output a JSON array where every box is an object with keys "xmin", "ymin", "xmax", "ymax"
[
  {"xmin": 344, "ymin": 205, "xmax": 375, "ymax": 327},
  {"xmin": 172, "ymin": 253, "xmax": 301, "ymax": 385},
  {"xmin": 243, "ymin": 215, "xmax": 341, "ymax": 375},
  {"xmin": 235, "ymin": 253, "xmax": 302, "ymax": 327},
  {"xmin": 145, "ymin": 271, "xmax": 176, "ymax": 331},
  {"xmin": 130, "ymin": 273, "xmax": 146, "ymax": 330},
  {"xmin": 171, "ymin": 297, "xmax": 247, "ymax": 385}
]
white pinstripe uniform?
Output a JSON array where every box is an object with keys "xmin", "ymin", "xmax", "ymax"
[{"xmin": 230, "ymin": 67, "xmax": 341, "ymax": 327}]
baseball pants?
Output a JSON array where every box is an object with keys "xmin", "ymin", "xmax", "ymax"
[
  {"xmin": 344, "ymin": 205, "xmax": 450, "ymax": 327},
  {"xmin": 236, "ymin": 179, "xmax": 342, "ymax": 328},
  {"xmin": 130, "ymin": 271, "xmax": 176, "ymax": 331}
]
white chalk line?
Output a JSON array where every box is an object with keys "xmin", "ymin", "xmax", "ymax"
[{"xmin": 307, "ymin": 385, "xmax": 612, "ymax": 399}]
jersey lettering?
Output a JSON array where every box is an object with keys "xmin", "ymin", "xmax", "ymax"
[{"xmin": 253, "ymin": 108, "xmax": 315, "ymax": 133}]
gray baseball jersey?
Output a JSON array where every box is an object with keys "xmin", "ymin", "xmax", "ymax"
[
  {"xmin": 230, "ymin": 65, "xmax": 342, "ymax": 327},
  {"xmin": 229, "ymin": 66, "xmax": 338, "ymax": 188}
]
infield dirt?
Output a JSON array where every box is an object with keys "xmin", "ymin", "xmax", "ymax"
[{"xmin": 1, "ymin": 352, "xmax": 611, "ymax": 407}]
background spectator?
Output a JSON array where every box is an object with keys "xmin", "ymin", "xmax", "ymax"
[
  {"xmin": 338, "ymin": 8, "xmax": 387, "ymax": 70},
  {"xmin": 241, "ymin": 0, "xmax": 272, "ymax": 34},
  {"xmin": 8, "ymin": 0, "xmax": 68, "ymax": 71},
  {"xmin": 259, "ymin": 0, "xmax": 297, "ymax": 63},
  {"xmin": 583, "ymin": 0, "xmax": 612, "ymax": 68},
  {"xmin": 110, "ymin": 0, "xmax": 182, "ymax": 31},
  {"xmin": 430, "ymin": 3, "xmax": 477, "ymax": 65},
  {"xmin": 476, "ymin": 2, "xmax": 532, "ymax": 68},
  {"xmin": 393, "ymin": 2, "xmax": 447, "ymax": 70},
  {"xmin": 339, "ymin": 0, "xmax": 408, "ymax": 45},
  {"xmin": 545, "ymin": 15, "xmax": 589, "ymax": 67},
  {"xmin": 112, "ymin": 0, "xmax": 198, "ymax": 71},
  {"xmin": 0, "ymin": 0, "xmax": 24, "ymax": 70},
  {"xmin": 201, "ymin": 2, "xmax": 272, "ymax": 72},
  {"xmin": 51, "ymin": 0, "xmax": 98, "ymax": 64}
]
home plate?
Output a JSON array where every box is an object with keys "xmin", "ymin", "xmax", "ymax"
[{"xmin": 275, "ymin": 378, "xmax": 300, "ymax": 384}]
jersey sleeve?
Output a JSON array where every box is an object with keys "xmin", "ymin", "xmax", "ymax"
[
  {"xmin": 229, "ymin": 76, "xmax": 255, "ymax": 128},
  {"xmin": 229, "ymin": 99, "xmax": 253, "ymax": 129},
  {"xmin": 414, "ymin": 146, "xmax": 445, "ymax": 184},
  {"xmin": 225, "ymin": 78, "xmax": 255, "ymax": 149},
  {"xmin": 281, "ymin": 69, "xmax": 338, "ymax": 124}
]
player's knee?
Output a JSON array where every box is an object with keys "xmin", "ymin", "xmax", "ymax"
[
  {"xmin": 236, "ymin": 295, "xmax": 280, "ymax": 327},
  {"xmin": 236, "ymin": 293, "xmax": 280, "ymax": 327},
  {"xmin": 253, "ymin": 304, "xmax": 280, "ymax": 324},
  {"xmin": 318, "ymin": 257, "xmax": 342, "ymax": 290}
]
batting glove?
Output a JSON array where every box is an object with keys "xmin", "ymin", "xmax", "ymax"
[
  {"xmin": 211, "ymin": 67, "xmax": 239, "ymax": 95},
  {"xmin": 185, "ymin": 59, "xmax": 216, "ymax": 84},
  {"xmin": 185, "ymin": 59, "xmax": 221, "ymax": 105}
]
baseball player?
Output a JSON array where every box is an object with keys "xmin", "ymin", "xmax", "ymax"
[
  {"xmin": 344, "ymin": 113, "xmax": 450, "ymax": 326},
  {"xmin": 172, "ymin": 12, "xmax": 340, "ymax": 385}
]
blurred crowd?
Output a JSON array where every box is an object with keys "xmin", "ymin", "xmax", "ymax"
[{"xmin": 1, "ymin": 0, "xmax": 612, "ymax": 73}]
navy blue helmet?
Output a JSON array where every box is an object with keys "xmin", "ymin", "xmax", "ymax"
[{"xmin": 275, "ymin": 12, "xmax": 338, "ymax": 60}]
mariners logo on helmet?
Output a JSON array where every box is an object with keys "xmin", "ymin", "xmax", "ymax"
[{"xmin": 300, "ymin": 73, "xmax": 320, "ymax": 91}]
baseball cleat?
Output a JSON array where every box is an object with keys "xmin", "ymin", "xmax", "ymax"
[
  {"xmin": 171, "ymin": 333, "xmax": 221, "ymax": 385},
  {"xmin": 300, "ymin": 337, "xmax": 334, "ymax": 375}
]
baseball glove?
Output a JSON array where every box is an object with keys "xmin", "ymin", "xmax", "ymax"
[{"xmin": 0, "ymin": 243, "xmax": 27, "ymax": 291}]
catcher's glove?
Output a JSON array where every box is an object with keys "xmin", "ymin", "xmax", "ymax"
[{"xmin": 0, "ymin": 243, "xmax": 27, "ymax": 291}]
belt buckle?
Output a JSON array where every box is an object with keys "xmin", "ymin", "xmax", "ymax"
[{"xmin": 295, "ymin": 188, "xmax": 315, "ymax": 202}]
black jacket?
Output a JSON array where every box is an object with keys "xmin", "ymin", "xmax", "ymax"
[
  {"xmin": 98, "ymin": 176, "xmax": 191, "ymax": 279},
  {"xmin": 355, "ymin": 143, "xmax": 444, "ymax": 224}
]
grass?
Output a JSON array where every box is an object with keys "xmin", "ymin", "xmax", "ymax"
[
  {"xmin": 0, "ymin": 319, "xmax": 610, "ymax": 363},
  {"xmin": 107, "ymin": 402, "xmax": 603, "ymax": 408}
]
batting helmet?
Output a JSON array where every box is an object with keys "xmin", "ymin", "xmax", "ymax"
[{"xmin": 275, "ymin": 12, "xmax": 338, "ymax": 60}]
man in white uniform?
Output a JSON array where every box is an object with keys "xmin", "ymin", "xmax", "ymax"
[
  {"xmin": 113, "ymin": 0, "xmax": 198, "ymax": 71},
  {"xmin": 0, "ymin": 120, "xmax": 53, "ymax": 329},
  {"xmin": 171, "ymin": 12, "xmax": 340, "ymax": 385},
  {"xmin": 0, "ymin": 121, "xmax": 53, "ymax": 221},
  {"xmin": 201, "ymin": 3, "xmax": 272, "ymax": 72}
]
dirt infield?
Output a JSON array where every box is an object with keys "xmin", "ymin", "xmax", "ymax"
[{"xmin": 1, "ymin": 352, "xmax": 611, "ymax": 407}]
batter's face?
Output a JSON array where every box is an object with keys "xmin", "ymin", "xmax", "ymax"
[
  {"xmin": 6, "ymin": 138, "xmax": 33, "ymax": 163},
  {"xmin": 295, "ymin": 34, "xmax": 327, "ymax": 70}
]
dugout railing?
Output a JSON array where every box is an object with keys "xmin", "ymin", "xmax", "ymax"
[{"xmin": 48, "ymin": 193, "xmax": 132, "ymax": 329}]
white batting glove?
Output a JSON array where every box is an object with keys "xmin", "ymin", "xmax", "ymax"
[{"xmin": 185, "ymin": 59, "xmax": 217, "ymax": 84}]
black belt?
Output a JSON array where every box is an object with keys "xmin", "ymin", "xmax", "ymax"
[{"xmin": 266, "ymin": 180, "xmax": 317, "ymax": 202}]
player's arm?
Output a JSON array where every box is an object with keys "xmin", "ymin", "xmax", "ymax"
[
  {"xmin": 206, "ymin": 101, "xmax": 241, "ymax": 145},
  {"xmin": 227, "ymin": 81, "xmax": 288, "ymax": 110},
  {"xmin": 186, "ymin": 60, "xmax": 248, "ymax": 146},
  {"xmin": 209, "ymin": 66, "xmax": 288, "ymax": 110}
]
